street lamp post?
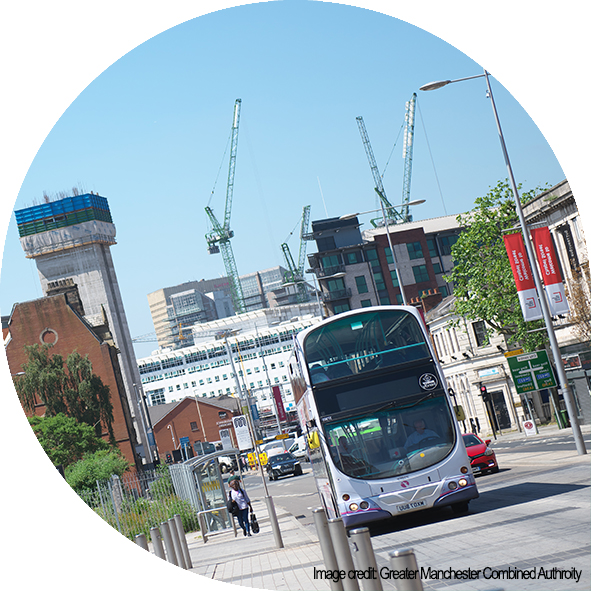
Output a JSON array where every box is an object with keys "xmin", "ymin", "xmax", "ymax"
[{"xmin": 420, "ymin": 69, "xmax": 587, "ymax": 455}]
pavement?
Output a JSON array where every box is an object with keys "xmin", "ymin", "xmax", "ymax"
[{"xmin": 147, "ymin": 422, "xmax": 591, "ymax": 590}]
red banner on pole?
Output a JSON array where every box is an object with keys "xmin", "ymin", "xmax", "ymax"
[
  {"xmin": 531, "ymin": 226, "xmax": 569, "ymax": 315},
  {"xmin": 272, "ymin": 385, "xmax": 287, "ymax": 423},
  {"xmin": 503, "ymin": 232, "xmax": 543, "ymax": 321}
]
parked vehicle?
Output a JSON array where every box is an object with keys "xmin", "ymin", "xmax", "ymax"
[
  {"xmin": 266, "ymin": 452, "xmax": 303, "ymax": 480},
  {"xmin": 218, "ymin": 455, "xmax": 238, "ymax": 473},
  {"xmin": 288, "ymin": 435, "xmax": 309, "ymax": 461},
  {"xmin": 462, "ymin": 433, "xmax": 499, "ymax": 474}
]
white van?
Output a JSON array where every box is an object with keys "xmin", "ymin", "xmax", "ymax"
[{"xmin": 288, "ymin": 435, "xmax": 309, "ymax": 462}]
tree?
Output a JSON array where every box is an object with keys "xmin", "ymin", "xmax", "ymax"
[
  {"xmin": 445, "ymin": 180, "xmax": 549, "ymax": 352},
  {"xmin": 28, "ymin": 413, "xmax": 111, "ymax": 468},
  {"xmin": 65, "ymin": 449, "xmax": 130, "ymax": 493},
  {"xmin": 15, "ymin": 344, "xmax": 115, "ymax": 441}
]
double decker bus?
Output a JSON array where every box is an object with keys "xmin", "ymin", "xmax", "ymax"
[{"xmin": 289, "ymin": 306, "xmax": 478, "ymax": 527}]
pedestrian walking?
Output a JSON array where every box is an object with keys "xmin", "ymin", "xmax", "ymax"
[{"xmin": 228, "ymin": 478, "xmax": 252, "ymax": 537}]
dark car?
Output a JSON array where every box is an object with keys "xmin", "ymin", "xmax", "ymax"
[
  {"xmin": 462, "ymin": 433, "xmax": 499, "ymax": 475},
  {"xmin": 266, "ymin": 452, "xmax": 303, "ymax": 480}
]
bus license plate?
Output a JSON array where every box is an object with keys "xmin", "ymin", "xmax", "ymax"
[{"xmin": 396, "ymin": 500, "xmax": 426, "ymax": 513}]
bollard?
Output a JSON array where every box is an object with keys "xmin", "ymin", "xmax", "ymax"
[
  {"xmin": 173, "ymin": 514, "xmax": 193, "ymax": 569},
  {"xmin": 349, "ymin": 528, "xmax": 382, "ymax": 591},
  {"xmin": 264, "ymin": 496, "xmax": 284, "ymax": 549},
  {"xmin": 388, "ymin": 548, "xmax": 422, "ymax": 591},
  {"xmin": 150, "ymin": 527, "xmax": 166, "ymax": 560},
  {"xmin": 159, "ymin": 521, "xmax": 179, "ymax": 566},
  {"xmin": 328, "ymin": 518, "xmax": 360, "ymax": 591},
  {"xmin": 312, "ymin": 508, "xmax": 343, "ymax": 591},
  {"xmin": 168, "ymin": 517, "xmax": 187, "ymax": 569},
  {"xmin": 134, "ymin": 533, "xmax": 148, "ymax": 551}
]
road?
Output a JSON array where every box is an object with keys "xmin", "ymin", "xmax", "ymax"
[{"xmin": 238, "ymin": 431, "xmax": 590, "ymax": 590}]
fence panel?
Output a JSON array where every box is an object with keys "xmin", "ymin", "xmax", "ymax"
[{"xmin": 77, "ymin": 467, "xmax": 200, "ymax": 540}]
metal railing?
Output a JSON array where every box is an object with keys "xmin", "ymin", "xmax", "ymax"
[{"xmin": 77, "ymin": 468, "xmax": 199, "ymax": 540}]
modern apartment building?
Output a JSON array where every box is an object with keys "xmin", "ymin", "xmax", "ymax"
[{"xmin": 306, "ymin": 213, "xmax": 461, "ymax": 315}]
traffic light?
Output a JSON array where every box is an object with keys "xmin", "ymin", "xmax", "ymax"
[{"xmin": 479, "ymin": 383, "xmax": 488, "ymax": 398}]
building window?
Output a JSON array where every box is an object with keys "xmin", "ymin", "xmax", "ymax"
[
  {"xmin": 176, "ymin": 384, "xmax": 181, "ymax": 391},
  {"xmin": 432, "ymin": 262, "xmax": 442, "ymax": 274},
  {"xmin": 373, "ymin": 271, "xmax": 386, "ymax": 291},
  {"xmin": 317, "ymin": 236, "xmax": 337, "ymax": 251},
  {"xmin": 321, "ymin": 254, "xmax": 340, "ymax": 269},
  {"xmin": 190, "ymin": 421, "xmax": 199, "ymax": 432},
  {"xmin": 407, "ymin": 241, "xmax": 424, "ymax": 260},
  {"xmin": 379, "ymin": 295, "xmax": 391, "ymax": 305},
  {"xmin": 426, "ymin": 238, "xmax": 438, "ymax": 258},
  {"xmin": 360, "ymin": 299, "xmax": 372, "ymax": 308},
  {"xmin": 355, "ymin": 275, "xmax": 368, "ymax": 294},
  {"xmin": 345, "ymin": 251, "xmax": 362, "ymax": 264},
  {"xmin": 439, "ymin": 235, "xmax": 458, "ymax": 255},
  {"xmin": 394, "ymin": 293, "xmax": 403, "ymax": 304},
  {"xmin": 390, "ymin": 270, "xmax": 399, "ymax": 287},
  {"xmin": 327, "ymin": 277, "xmax": 345, "ymax": 292},
  {"xmin": 334, "ymin": 303, "xmax": 351, "ymax": 314},
  {"xmin": 440, "ymin": 284, "xmax": 449, "ymax": 297},
  {"xmin": 472, "ymin": 321, "xmax": 488, "ymax": 347},
  {"xmin": 365, "ymin": 249, "xmax": 380, "ymax": 269},
  {"xmin": 385, "ymin": 247, "xmax": 394, "ymax": 265},
  {"xmin": 412, "ymin": 264, "xmax": 430, "ymax": 283},
  {"xmin": 148, "ymin": 388, "xmax": 166, "ymax": 406}
]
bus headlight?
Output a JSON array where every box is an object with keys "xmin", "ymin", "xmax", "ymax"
[
  {"xmin": 448, "ymin": 481, "xmax": 458, "ymax": 490},
  {"xmin": 359, "ymin": 501, "xmax": 369, "ymax": 510},
  {"xmin": 458, "ymin": 478, "xmax": 468, "ymax": 487},
  {"xmin": 342, "ymin": 494, "xmax": 350, "ymax": 501},
  {"xmin": 461, "ymin": 466, "xmax": 469, "ymax": 474},
  {"xmin": 349, "ymin": 503, "xmax": 359, "ymax": 511}
]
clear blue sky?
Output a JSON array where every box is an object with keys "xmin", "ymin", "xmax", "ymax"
[{"xmin": 0, "ymin": 1, "xmax": 572, "ymax": 361}]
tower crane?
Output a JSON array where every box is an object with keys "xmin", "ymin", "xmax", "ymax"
[
  {"xmin": 281, "ymin": 205, "xmax": 311, "ymax": 303},
  {"xmin": 401, "ymin": 93, "xmax": 417, "ymax": 223},
  {"xmin": 356, "ymin": 116, "xmax": 405, "ymax": 227},
  {"xmin": 205, "ymin": 99, "xmax": 245, "ymax": 314},
  {"xmin": 356, "ymin": 93, "xmax": 418, "ymax": 226}
]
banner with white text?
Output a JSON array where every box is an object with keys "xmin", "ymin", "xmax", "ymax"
[
  {"xmin": 531, "ymin": 226, "xmax": 570, "ymax": 315},
  {"xmin": 503, "ymin": 232, "xmax": 543, "ymax": 321}
]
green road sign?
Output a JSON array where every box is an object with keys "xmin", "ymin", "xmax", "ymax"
[{"xmin": 506, "ymin": 350, "xmax": 557, "ymax": 394}]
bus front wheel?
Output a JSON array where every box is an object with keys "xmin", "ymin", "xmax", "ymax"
[{"xmin": 451, "ymin": 502, "xmax": 470, "ymax": 514}]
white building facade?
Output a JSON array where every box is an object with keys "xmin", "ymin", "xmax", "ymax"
[{"xmin": 137, "ymin": 305, "xmax": 323, "ymax": 420}]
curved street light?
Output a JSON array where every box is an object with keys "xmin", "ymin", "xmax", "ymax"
[{"xmin": 420, "ymin": 69, "xmax": 586, "ymax": 455}]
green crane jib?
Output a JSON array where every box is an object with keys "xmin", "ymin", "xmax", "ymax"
[
  {"xmin": 401, "ymin": 93, "xmax": 417, "ymax": 223},
  {"xmin": 281, "ymin": 205, "xmax": 311, "ymax": 303},
  {"xmin": 356, "ymin": 115, "xmax": 405, "ymax": 227},
  {"xmin": 205, "ymin": 99, "xmax": 245, "ymax": 314}
]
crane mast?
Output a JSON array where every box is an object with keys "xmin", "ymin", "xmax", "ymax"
[
  {"xmin": 401, "ymin": 93, "xmax": 417, "ymax": 223},
  {"xmin": 205, "ymin": 99, "xmax": 245, "ymax": 314},
  {"xmin": 281, "ymin": 205, "xmax": 311, "ymax": 303},
  {"xmin": 356, "ymin": 116, "xmax": 404, "ymax": 226}
]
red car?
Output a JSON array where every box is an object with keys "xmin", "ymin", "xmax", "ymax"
[{"xmin": 462, "ymin": 433, "xmax": 499, "ymax": 475}]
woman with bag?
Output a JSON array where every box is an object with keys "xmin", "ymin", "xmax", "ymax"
[{"xmin": 229, "ymin": 478, "xmax": 252, "ymax": 537}]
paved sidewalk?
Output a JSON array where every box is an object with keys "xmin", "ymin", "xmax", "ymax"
[
  {"xmin": 185, "ymin": 498, "xmax": 330, "ymax": 590},
  {"xmin": 152, "ymin": 422, "xmax": 590, "ymax": 590}
]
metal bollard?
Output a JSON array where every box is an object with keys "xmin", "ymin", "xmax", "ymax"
[
  {"xmin": 168, "ymin": 517, "xmax": 187, "ymax": 569},
  {"xmin": 265, "ymin": 496, "xmax": 284, "ymax": 549},
  {"xmin": 328, "ymin": 518, "xmax": 360, "ymax": 591},
  {"xmin": 134, "ymin": 533, "xmax": 148, "ymax": 551},
  {"xmin": 388, "ymin": 548, "xmax": 422, "ymax": 591},
  {"xmin": 159, "ymin": 521, "xmax": 179, "ymax": 566},
  {"xmin": 312, "ymin": 508, "xmax": 343, "ymax": 591},
  {"xmin": 173, "ymin": 514, "xmax": 192, "ymax": 569},
  {"xmin": 150, "ymin": 526, "xmax": 166, "ymax": 560},
  {"xmin": 349, "ymin": 528, "xmax": 382, "ymax": 591}
]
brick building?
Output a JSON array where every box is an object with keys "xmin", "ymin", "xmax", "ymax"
[
  {"xmin": 5, "ymin": 294, "xmax": 141, "ymax": 467},
  {"xmin": 148, "ymin": 396, "xmax": 241, "ymax": 462}
]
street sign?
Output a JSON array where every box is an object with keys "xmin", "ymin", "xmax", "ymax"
[
  {"xmin": 523, "ymin": 420, "xmax": 538, "ymax": 437},
  {"xmin": 219, "ymin": 428, "xmax": 232, "ymax": 450},
  {"xmin": 232, "ymin": 415, "xmax": 253, "ymax": 451},
  {"xmin": 506, "ymin": 350, "xmax": 557, "ymax": 395},
  {"xmin": 275, "ymin": 433, "xmax": 290, "ymax": 440},
  {"xmin": 504, "ymin": 348, "xmax": 524, "ymax": 358}
]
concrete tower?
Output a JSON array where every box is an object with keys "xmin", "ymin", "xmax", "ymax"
[{"xmin": 15, "ymin": 193, "xmax": 157, "ymax": 468}]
